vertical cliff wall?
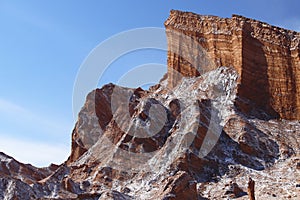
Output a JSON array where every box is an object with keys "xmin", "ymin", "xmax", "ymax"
[{"xmin": 165, "ymin": 10, "xmax": 300, "ymax": 120}]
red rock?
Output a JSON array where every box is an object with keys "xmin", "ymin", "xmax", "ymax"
[
  {"xmin": 165, "ymin": 10, "xmax": 300, "ymax": 120},
  {"xmin": 157, "ymin": 171, "xmax": 198, "ymax": 200},
  {"xmin": 1, "ymin": 10, "xmax": 299, "ymax": 200},
  {"xmin": 248, "ymin": 177, "xmax": 256, "ymax": 200},
  {"xmin": 225, "ymin": 182, "xmax": 246, "ymax": 198}
]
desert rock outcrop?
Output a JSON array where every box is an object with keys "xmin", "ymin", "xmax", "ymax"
[
  {"xmin": 0, "ymin": 10, "xmax": 299, "ymax": 200},
  {"xmin": 165, "ymin": 10, "xmax": 300, "ymax": 120}
]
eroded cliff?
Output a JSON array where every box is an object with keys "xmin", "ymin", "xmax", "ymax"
[
  {"xmin": 0, "ymin": 10, "xmax": 299, "ymax": 200},
  {"xmin": 165, "ymin": 10, "xmax": 300, "ymax": 120}
]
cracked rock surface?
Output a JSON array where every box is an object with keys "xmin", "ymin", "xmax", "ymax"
[{"xmin": 0, "ymin": 10, "xmax": 299, "ymax": 200}]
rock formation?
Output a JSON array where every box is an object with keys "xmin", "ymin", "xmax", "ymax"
[
  {"xmin": 0, "ymin": 10, "xmax": 299, "ymax": 200},
  {"xmin": 165, "ymin": 10, "xmax": 300, "ymax": 120},
  {"xmin": 248, "ymin": 178, "xmax": 255, "ymax": 200}
]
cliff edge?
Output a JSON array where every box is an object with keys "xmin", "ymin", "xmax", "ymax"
[
  {"xmin": 165, "ymin": 10, "xmax": 300, "ymax": 120},
  {"xmin": 0, "ymin": 10, "xmax": 299, "ymax": 200}
]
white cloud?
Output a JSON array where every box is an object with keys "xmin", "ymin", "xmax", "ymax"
[
  {"xmin": 0, "ymin": 98, "xmax": 28, "ymax": 115},
  {"xmin": 0, "ymin": 2, "xmax": 60, "ymax": 33},
  {"xmin": 0, "ymin": 135, "xmax": 70, "ymax": 167},
  {"xmin": 0, "ymin": 98, "xmax": 72, "ymax": 137},
  {"xmin": 0, "ymin": 98, "xmax": 72, "ymax": 167}
]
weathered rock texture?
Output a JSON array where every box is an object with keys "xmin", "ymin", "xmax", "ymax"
[
  {"xmin": 165, "ymin": 10, "xmax": 300, "ymax": 120},
  {"xmin": 0, "ymin": 10, "xmax": 299, "ymax": 200}
]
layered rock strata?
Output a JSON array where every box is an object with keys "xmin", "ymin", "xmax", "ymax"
[
  {"xmin": 165, "ymin": 10, "xmax": 300, "ymax": 120},
  {"xmin": 0, "ymin": 10, "xmax": 299, "ymax": 200}
]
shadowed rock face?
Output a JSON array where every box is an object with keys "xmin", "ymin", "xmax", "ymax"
[
  {"xmin": 0, "ymin": 10, "xmax": 299, "ymax": 200},
  {"xmin": 165, "ymin": 10, "xmax": 300, "ymax": 120}
]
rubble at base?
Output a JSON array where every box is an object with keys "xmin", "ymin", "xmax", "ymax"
[{"xmin": 0, "ymin": 10, "xmax": 299, "ymax": 200}]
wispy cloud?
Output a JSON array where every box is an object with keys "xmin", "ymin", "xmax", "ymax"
[
  {"xmin": 0, "ymin": 98, "xmax": 27, "ymax": 114},
  {"xmin": 0, "ymin": 2, "xmax": 59, "ymax": 32},
  {"xmin": 0, "ymin": 135, "xmax": 69, "ymax": 167},
  {"xmin": 0, "ymin": 98, "xmax": 72, "ymax": 138},
  {"xmin": 0, "ymin": 98, "xmax": 72, "ymax": 166}
]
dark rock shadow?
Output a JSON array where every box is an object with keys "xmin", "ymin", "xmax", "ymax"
[
  {"xmin": 184, "ymin": 126, "xmax": 279, "ymax": 183},
  {"xmin": 235, "ymin": 22, "xmax": 279, "ymax": 120},
  {"xmin": 176, "ymin": 97, "xmax": 279, "ymax": 184}
]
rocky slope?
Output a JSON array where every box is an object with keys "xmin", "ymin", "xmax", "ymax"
[
  {"xmin": 0, "ymin": 10, "xmax": 299, "ymax": 200},
  {"xmin": 0, "ymin": 152, "xmax": 59, "ymax": 199}
]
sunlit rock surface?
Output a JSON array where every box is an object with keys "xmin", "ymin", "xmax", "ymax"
[
  {"xmin": 165, "ymin": 10, "xmax": 300, "ymax": 120},
  {"xmin": 0, "ymin": 10, "xmax": 299, "ymax": 200}
]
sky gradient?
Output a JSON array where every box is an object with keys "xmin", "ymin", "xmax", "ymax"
[{"xmin": 0, "ymin": 0, "xmax": 299, "ymax": 167}]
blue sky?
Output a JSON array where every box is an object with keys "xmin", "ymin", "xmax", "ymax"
[{"xmin": 0, "ymin": 0, "xmax": 299, "ymax": 167}]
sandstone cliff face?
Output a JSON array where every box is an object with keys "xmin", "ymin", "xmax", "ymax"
[
  {"xmin": 0, "ymin": 11, "xmax": 299, "ymax": 200},
  {"xmin": 165, "ymin": 10, "xmax": 300, "ymax": 120}
]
